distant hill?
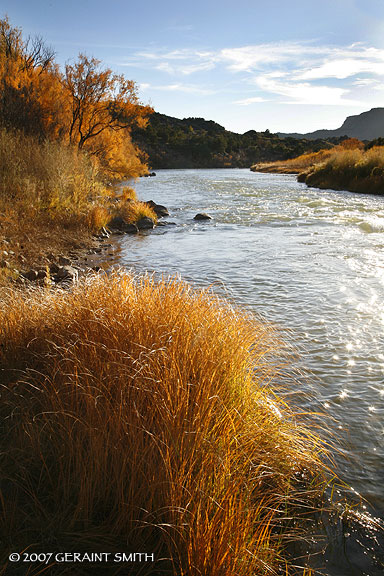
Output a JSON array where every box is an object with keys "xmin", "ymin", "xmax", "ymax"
[
  {"xmin": 132, "ymin": 112, "xmax": 342, "ymax": 169},
  {"xmin": 279, "ymin": 108, "xmax": 384, "ymax": 141}
]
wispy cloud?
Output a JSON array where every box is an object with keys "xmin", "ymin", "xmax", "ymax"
[
  {"xmin": 140, "ymin": 82, "xmax": 215, "ymax": 95},
  {"xmin": 233, "ymin": 96, "xmax": 268, "ymax": 106},
  {"xmin": 124, "ymin": 48, "xmax": 218, "ymax": 76},
  {"xmin": 122, "ymin": 41, "xmax": 384, "ymax": 107},
  {"xmin": 255, "ymin": 75, "xmax": 363, "ymax": 106}
]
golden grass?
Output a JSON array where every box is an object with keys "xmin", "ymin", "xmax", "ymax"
[
  {"xmin": 120, "ymin": 186, "xmax": 138, "ymax": 202},
  {"xmin": 119, "ymin": 199, "xmax": 158, "ymax": 224},
  {"xmin": 0, "ymin": 128, "xmax": 105, "ymax": 217},
  {"xmin": 304, "ymin": 146, "xmax": 384, "ymax": 194},
  {"xmin": 0, "ymin": 272, "xmax": 332, "ymax": 575},
  {"xmin": 86, "ymin": 205, "xmax": 112, "ymax": 232},
  {"xmin": 251, "ymin": 149, "xmax": 334, "ymax": 174}
]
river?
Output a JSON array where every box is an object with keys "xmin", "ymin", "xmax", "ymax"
[{"xmin": 119, "ymin": 168, "xmax": 384, "ymax": 575}]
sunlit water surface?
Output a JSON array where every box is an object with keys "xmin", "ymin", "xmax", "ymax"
[{"xmin": 119, "ymin": 169, "xmax": 384, "ymax": 575}]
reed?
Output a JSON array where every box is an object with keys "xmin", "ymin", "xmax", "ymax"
[{"xmin": 0, "ymin": 272, "xmax": 332, "ymax": 575}]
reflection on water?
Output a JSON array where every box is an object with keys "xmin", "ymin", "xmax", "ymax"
[{"xmin": 120, "ymin": 168, "xmax": 384, "ymax": 574}]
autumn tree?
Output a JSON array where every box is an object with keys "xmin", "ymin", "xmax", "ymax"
[
  {"xmin": 0, "ymin": 16, "xmax": 65, "ymax": 138},
  {"xmin": 0, "ymin": 18, "xmax": 153, "ymax": 180},
  {"xmin": 64, "ymin": 54, "xmax": 152, "ymax": 154}
]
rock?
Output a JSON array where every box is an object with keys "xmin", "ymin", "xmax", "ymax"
[
  {"xmin": 194, "ymin": 213, "xmax": 213, "ymax": 221},
  {"xmin": 58, "ymin": 255, "xmax": 72, "ymax": 266},
  {"xmin": 108, "ymin": 216, "xmax": 138, "ymax": 234},
  {"xmin": 36, "ymin": 269, "xmax": 48, "ymax": 280},
  {"xmin": 22, "ymin": 270, "xmax": 38, "ymax": 281},
  {"xmin": 136, "ymin": 217, "xmax": 155, "ymax": 230},
  {"xmin": 145, "ymin": 200, "xmax": 169, "ymax": 218},
  {"xmin": 124, "ymin": 223, "xmax": 139, "ymax": 234},
  {"xmin": 49, "ymin": 262, "xmax": 60, "ymax": 274},
  {"xmin": 55, "ymin": 266, "xmax": 78, "ymax": 282},
  {"xmin": 108, "ymin": 215, "xmax": 126, "ymax": 230}
]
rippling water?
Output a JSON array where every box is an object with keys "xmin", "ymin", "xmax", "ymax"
[{"xmin": 120, "ymin": 168, "xmax": 384, "ymax": 573}]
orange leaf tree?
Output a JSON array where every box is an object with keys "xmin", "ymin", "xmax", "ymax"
[{"xmin": 64, "ymin": 54, "xmax": 153, "ymax": 178}]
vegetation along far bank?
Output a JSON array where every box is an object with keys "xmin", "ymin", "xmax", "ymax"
[{"xmin": 251, "ymin": 138, "xmax": 384, "ymax": 195}]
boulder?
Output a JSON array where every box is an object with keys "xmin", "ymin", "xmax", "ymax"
[
  {"xmin": 123, "ymin": 224, "xmax": 139, "ymax": 234},
  {"xmin": 137, "ymin": 217, "xmax": 155, "ymax": 230},
  {"xmin": 55, "ymin": 266, "xmax": 78, "ymax": 282},
  {"xmin": 36, "ymin": 269, "xmax": 48, "ymax": 280},
  {"xmin": 22, "ymin": 269, "xmax": 38, "ymax": 281},
  {"xmin": 108, "ymin": 216, "xmax": 138, "ymax": 234},
  {"xmin": 58, "ymin": 255, "xmax": 72, "ymax": 266},
  {"xmin": 194, "ymin": 213, "xmax": 213, "ymax": 221},
  {"xmin": 145, "ymin": 200, "xmax": 169, "ymax": 218}
]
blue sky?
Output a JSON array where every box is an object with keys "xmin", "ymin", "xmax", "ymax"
[{"xmin": 2, "ymin": 0, "xmax": 384, "ymax": 133}]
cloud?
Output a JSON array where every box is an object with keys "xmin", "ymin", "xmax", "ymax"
[
  {"xmin": 233, "ymin": 96, "xmax": 267, "ymax": 106},
  {"xmin": 122, "ymin": 41, "xmax": 384, "ymax": 107},
  {"xmin": 255, "ymin": 75, "xmax": 363, "ymax": 106},
  {"xmin": 140, "ymin": 82, "xmax": 215, "ymax": 95},
  {"xmin": 128, "ymin": 48, "xmax": 218, "ymax": 76}
]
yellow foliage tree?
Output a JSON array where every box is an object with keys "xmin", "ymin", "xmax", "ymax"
[{"xmin": 64, "ymin": 54, "xmax": 153, "ymax": 178}]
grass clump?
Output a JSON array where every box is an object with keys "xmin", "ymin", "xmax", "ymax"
[
  {"xmin": 0, "ymin": 272, "xmax": 332, "ymax": 575},
  {"xmin": 0, "ymin": 127, "xmax": 114, "ymax": 277},
  {"xmin": 118, "ymin": 199, "xmax": 157, "ymax": 224}
]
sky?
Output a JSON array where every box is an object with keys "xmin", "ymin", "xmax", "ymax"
[{"xmin": 2, "ymin": 0, "xmax": 384, "ymax": 133}]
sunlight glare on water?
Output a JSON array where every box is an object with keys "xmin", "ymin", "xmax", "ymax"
[{"xmin": 120, "ymin": 169, "xmax": 384, "ymax": 530}]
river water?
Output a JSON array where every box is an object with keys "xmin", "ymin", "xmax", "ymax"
[{"xmin": 120, "ymin": 168, "xmax": 384, "ymax": 574}]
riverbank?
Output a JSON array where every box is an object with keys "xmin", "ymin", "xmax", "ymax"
[
  {"xmin": 0, "ymin": 127, "xmax": 161, "ymax": 287},
  {"xmin": 251, "ymin": 143, "xmax": 384, "ymax": 195}
]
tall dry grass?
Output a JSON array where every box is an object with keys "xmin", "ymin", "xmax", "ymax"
[
  {"xmin": 118, "ymin": 199, "xmax": 158, "ymax": 224},
  {"xmin": 0, "ymin": 272, "xmax": 332, "ymax": 575},
  {"xmin": 304, "ymin": 146, "xmax": 384, "ymax": 194},
  {"xmin": 0, "ymin": 128, "xmax": 106, "ymax": 218},
  {"xmin": 251, "ymin": 149, "xmax": 334, "ymax": 174}
]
